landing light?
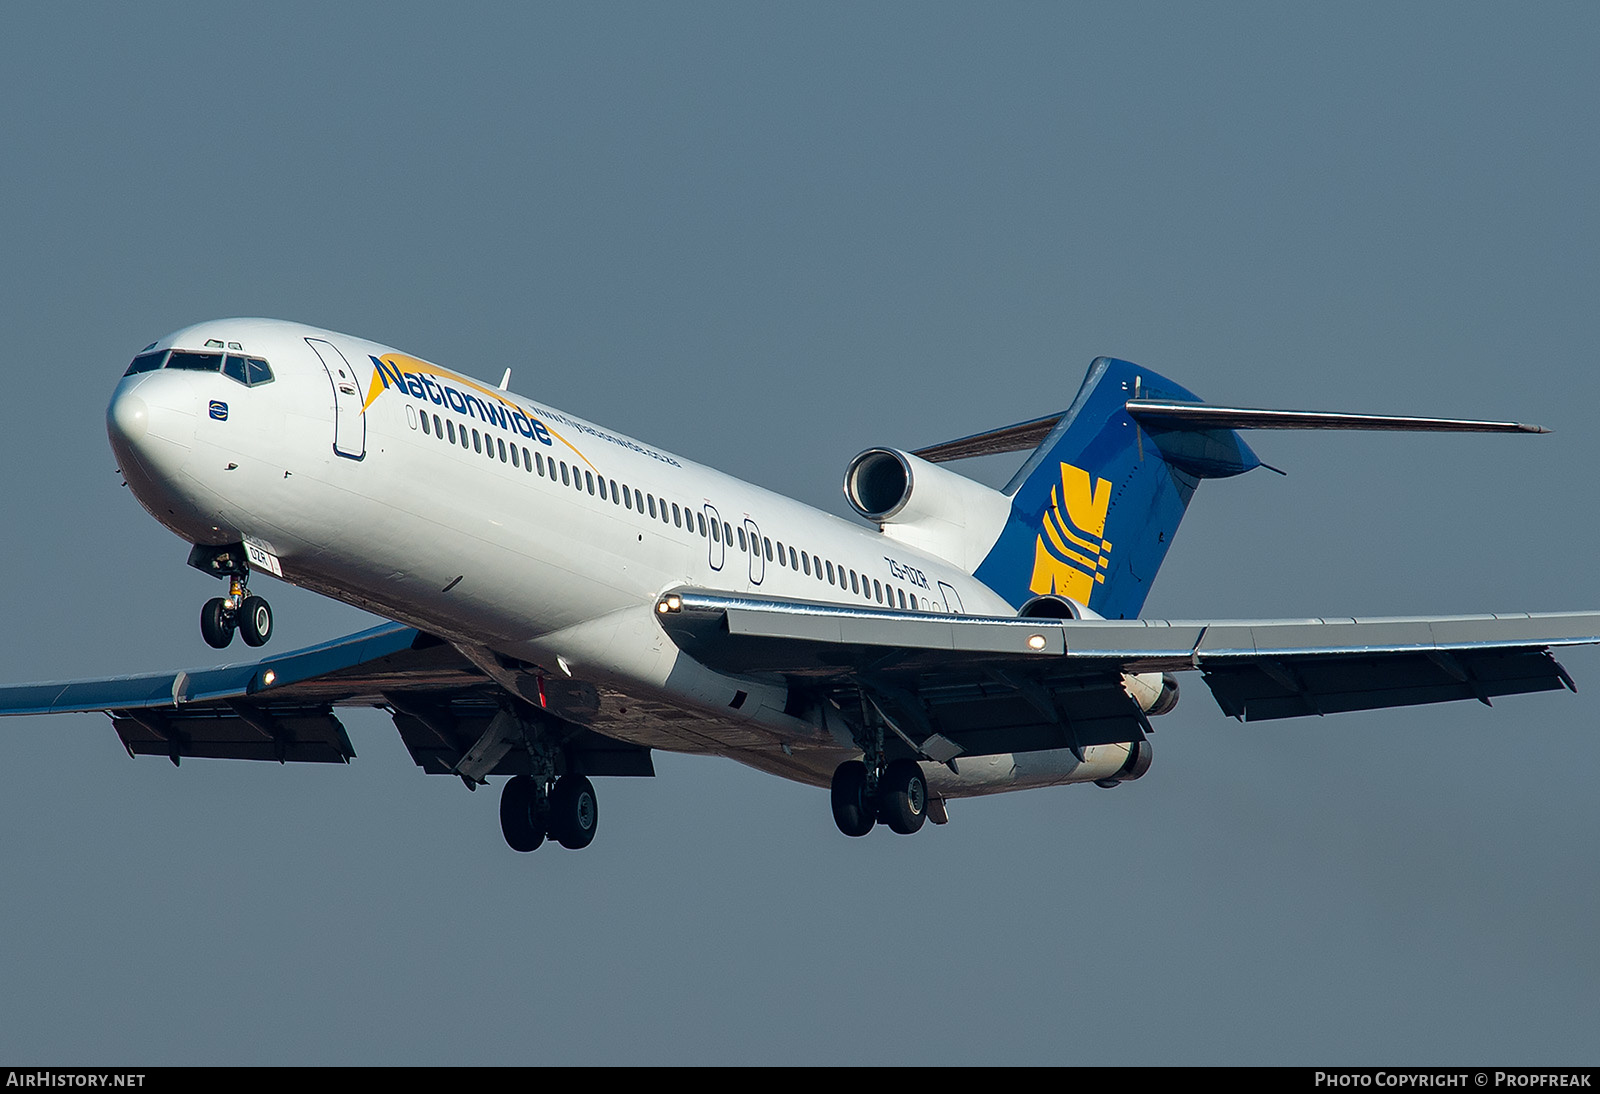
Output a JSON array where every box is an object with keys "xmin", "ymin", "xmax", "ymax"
[
  {"xmin": 657, "ymin": 594, "xmax": 683, "ymax": 614},
  {"xmin": 262, "ymin": 669, "xmax": 276, "ymax": 686},
  {"xmin": 1027, "ymin": 634, "xmax": 1047, "ymax": 651}
]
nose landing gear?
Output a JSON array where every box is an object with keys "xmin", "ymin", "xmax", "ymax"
[{"xmin": 189, "ymin": 542, "xmax": 274, "ymax": 650}]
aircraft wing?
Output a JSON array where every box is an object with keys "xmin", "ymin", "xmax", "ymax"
[
  {"xmin": 0, "ymin": 623, "xmax": 652, "ymax": 776},
  {"xmin": 655, "ymin": 590, "xmax": 1600, "ymax": 758}
]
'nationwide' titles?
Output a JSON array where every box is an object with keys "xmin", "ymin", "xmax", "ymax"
[{"xmin": 369, "ymin": 355, "xmax": 554, "ymax": 446}]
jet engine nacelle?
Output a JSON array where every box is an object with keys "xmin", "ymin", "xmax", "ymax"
[
  {"xmin": 1094, "ymin": 737, "xmax": 1154, "ymax": 788},
  {"xmin": 1018, "ymin": 593, "xmax": 1102, "ymax": 620},
  {"xmin": 843, "ymin": 448, "xmax": 1012, "ymax": 572},
  {"xmin": 1123, "ymin": 671, "xmax": 1180, "ymax": 717}
]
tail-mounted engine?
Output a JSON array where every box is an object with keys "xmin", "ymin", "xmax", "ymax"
[{"xmin": 843, "ymin": 448, "xmax": 1011, "ymax": 572}]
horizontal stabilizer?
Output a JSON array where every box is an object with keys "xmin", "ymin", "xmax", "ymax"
[
  {"xmin": 914, "ymin": 402, "xmax": 1547, "ymax": 463},
  {"xmin": 1125, "ymin": 400, "xmax": 1549, "ymax": 434},
  {"xmin": 913, "ymin": 413, "xmax": 1062, "ymax": 463}
]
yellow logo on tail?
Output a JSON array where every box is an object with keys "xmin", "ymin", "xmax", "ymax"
[{"xmin": 1028, "ymin": 462, "xmax": 1113, "ymax": 604}]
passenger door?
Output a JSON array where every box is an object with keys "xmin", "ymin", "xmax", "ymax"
[
  {"xmin": 306, "ymin": 338, "xmax": 366, "ymax": 460},
  {"xmin": 704, "ymin": 503, "xmax": 724, "ymax": 572},
  {"xmin": 745, "ymin": 518, "xmax": 765, "ymax": 586}
]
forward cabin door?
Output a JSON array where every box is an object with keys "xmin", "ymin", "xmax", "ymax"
[{"xmin": 306, "ymin": 338, "xmax": 366, "ymax": 460}]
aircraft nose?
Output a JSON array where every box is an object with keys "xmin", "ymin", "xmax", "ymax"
[
  {"xmin": 106, "ymin": 373, "xmax": 195, "ymax": 489},
  {"xmin": 106, "ymin": 389, "xmax": 149, "ymax": 444}
]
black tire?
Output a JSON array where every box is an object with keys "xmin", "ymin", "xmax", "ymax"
[
  {"xmin": 548, "ymin": 775, "xmax": 598, "ymax": 850},
  {"xmin": 200, "ymin": 597, "xmax": 234, "ymax": 649},
  {"xmin": 830, "ymin": 760, "xmax": 876, "ymax": 837},
  {"xmin": 879, "ymin": 759, "xmax": 928, "ymax": 835},
  {"xmin": 239, "ymin": 596, "xmax": 273, "ymax": 647},
  {"xmin": 499, "ymin": 775, "xmax": 545, "ymax": 852}
]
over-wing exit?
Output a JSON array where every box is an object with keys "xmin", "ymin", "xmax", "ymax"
[{"xmin": 3, "ymin": 318, "xmax": 1593, "ymax": 853}]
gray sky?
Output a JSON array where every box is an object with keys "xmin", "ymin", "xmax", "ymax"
[{"xmin": 1, "ymin": 2, "xmax": 1596, "ymax": 1064}]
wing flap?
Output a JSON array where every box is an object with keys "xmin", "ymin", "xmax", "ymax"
[
  {"xmin": 1203, "ymin": 647, "xmax": 1571, "ymax": 721},
  {"xmin": 112, "ymin": 706, "xmax": 355, "ymax": 764}
]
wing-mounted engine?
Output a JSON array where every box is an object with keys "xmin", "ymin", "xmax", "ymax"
[{"xmin": 843, "ymin": 448, "xmax": 1012, "ymax": 572}]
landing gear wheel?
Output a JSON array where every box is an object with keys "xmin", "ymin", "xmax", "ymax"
[
  {"xmin": 879, "ymin": 759, "xmax": 928, "ymax": 835},
  {"xmin": 200, "ymin": 597, "xmax": 234, "ymax": 649},
  {"xmin": 499, "ymin": 775, "xmax": 546, "ymax": 852},
  {"xmin": 830, "ymin": 760, "xmax": 877, "ymax": 837},
  {"xmin": 548, "ymin": 775, "xmax": 598, "ymax": 850},
  {"xmin": 239, "ymin": 596, "xmax": 273, "ymax": 647}
]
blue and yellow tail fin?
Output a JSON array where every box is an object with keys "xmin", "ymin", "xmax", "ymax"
[{"xmin": 970, "ymin": 358, "xmax": 1259, "ymax": 619}]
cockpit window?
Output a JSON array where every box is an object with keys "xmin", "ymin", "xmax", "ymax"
[
  {"xmin": 165, "ymin": 351, "xmax": 223, "ymax": 372},
  {"xmin": 123, "ymin": 351, "xmax": 167, "ymax": 376},
  {"xmin": 220, "ymin": 354, "xmax": 275, "ymax": 387}
]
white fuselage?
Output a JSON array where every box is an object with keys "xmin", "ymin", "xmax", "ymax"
[{"xmin": 106, "ymin": 318, "xmax": 1140, "ymax": 794}]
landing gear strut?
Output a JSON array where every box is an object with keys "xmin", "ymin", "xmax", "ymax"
[
  {"xmin": 499, "ymin": 773, "xmax": 598, "ymax": 852},
  {"xmin": 189, "ymin": 543, "xmax": 273, "ymax": 650}
]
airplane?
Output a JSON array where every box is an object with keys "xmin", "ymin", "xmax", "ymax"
[{"xmin": 2, "ymin": 317, "xmax": 1596, "ymax": 852}]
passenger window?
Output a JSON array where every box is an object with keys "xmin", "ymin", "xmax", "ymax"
[
  {"xmin": 874, "ymin": 579, "xmax": 882, "ymax": 603},
  {"xmin": 764, "ymin": 538, "xmax": 773, "ymax": 562},
  {"xmin": 422, "ymin": 414, "xmax": 431, "ymax": 436},
  {"xmin": 472, "ymin": 429, "xmax": 482, "ymax": 453},
  {"xmin": 611, "ymin": 479, "xmax": 621, "ymax": 504},
  {"xmin": 802, "ymin": 552, "xmax": 811, "ymax": 576},
  {"xmin": 434, "ymin": 415, "xmax": 443, "ymax": 437},
  {"xmin": 597, "ymin": 477, "xmax": 606, "ymax": 500},
  {"xmin": 636, "ymin": 489, "xmax": 645, "ymax": 512},
  {"xmin": 737, "ymin": 526, "xmax": 746, "ymax": 552},
  {"xmin": 510, "ymin": 444, "xmax": 518, "ymax": 467},
  {"xmin": 850, "ymin": 571, "xmax": 859, "ymax": 594},
  {"xmin": 723, "ymin": 521, "xmax": 732, "ymax": 545},
  {"xmin": 561, "ymin": 462, "xmax": 570, "ymax": 486},
  {"xmin": 222, "ymin": 355, "xmax": 249, "ymax": 385},
  {"xmin": 447, "ymin": 420, "xmax": 457, "ymax": 443},
  {"xmin": 697, "ymin": 512, "xmax": 706, "ymax": 536},
  {"xmin": 123, "ymin": 351, "xmax": 167, "ymax": 376},
  {"xmin": 535, "ymin": 451, "xmax": 544, "ymax": 475},
  {"xmin": 648, "ymin": 495, "xmax": 656, "ymax": 518},
  {"xmin": 711, "ymin": 519, "xmax": 720, "ymax": 543},
  {"xmin": 672, "ymin": 503, "xmax": 681, "ymax": 527},
  {"xmin": 498, "ymin": 438, "xmax": 507, "ymax": 462},
  {"xmin": 246, "ymin": 357, "xmax": 274, "ymax": 385},
  {"xmin": 623, "ymin": 485, "xmax": 633, "ymax": 510},
  {"xmin": 826, "ymin": 561, "xmax": 835, "ymax": 584},
  {"xmin": 789, "ymin": 546, "xmax": 797, "ymax": 570}
]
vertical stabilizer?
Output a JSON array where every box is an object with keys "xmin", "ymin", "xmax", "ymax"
[{"xmin": 972, "ymin": 358, "xmax": 1259, "ymax": 619}]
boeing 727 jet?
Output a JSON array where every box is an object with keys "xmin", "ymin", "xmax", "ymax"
[{"xmin": 3, "ymin": 318, "xmax": 1595, "ymax": 852}]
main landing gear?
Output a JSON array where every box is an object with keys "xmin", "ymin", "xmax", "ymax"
[
  {"xmin": 189, "ymin": 543, "xmax": 273, "ymax": 649},
  {"xmin": 830, "ymin": 757, "xmax": 930, "ymax": 837},
  {"xmin": 499, "ymin": 773, "xmax": 599, "ymax": 852}
]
